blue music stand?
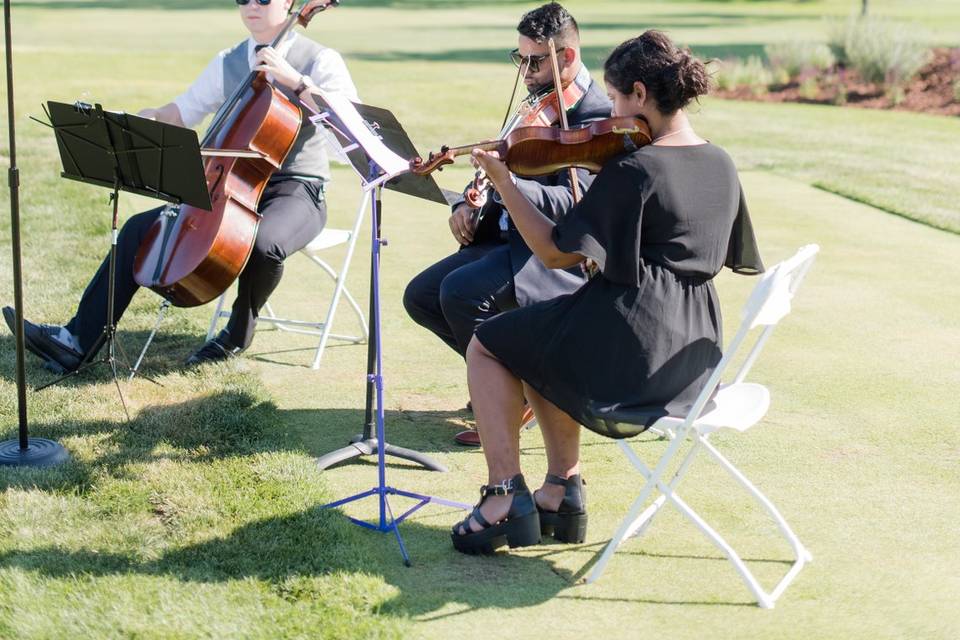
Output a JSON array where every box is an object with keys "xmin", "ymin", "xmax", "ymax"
[{"xmin": 309, "ymin": 93, "xmax": 469, "ymax": 565}]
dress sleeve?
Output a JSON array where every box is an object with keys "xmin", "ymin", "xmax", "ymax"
[
  {"xmin": 551, "ymin": 155, "xmax": 645, "ymax": 285},
  {"xmin": 724, "ymin": 181, "xmax": 765, "ymax": 275}
]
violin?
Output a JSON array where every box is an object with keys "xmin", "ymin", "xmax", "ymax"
[
  {"xmin": 409, "ymin": 116, "xmax": 653, "ymax": 179},
  {"xmin": 462, "ymin": 80, "xmax": 587, "ymax": 209},
  {"xmin": 132, "ymin": 0, "xmax": 339, "ymax": 308}
]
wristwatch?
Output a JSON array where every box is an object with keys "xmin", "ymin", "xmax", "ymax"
[{"xmin": 295, "ymin": 75, "xmax": 312, "ymax": 95}]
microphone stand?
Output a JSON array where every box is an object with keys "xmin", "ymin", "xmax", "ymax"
[{"xmin": 0, "ymin": 0, "xmax": 69, "ymax": 467}]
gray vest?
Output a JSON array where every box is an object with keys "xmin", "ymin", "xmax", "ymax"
[{"xmin": 222, "ymin": 36, "xmax": 331, "ymax": 182}]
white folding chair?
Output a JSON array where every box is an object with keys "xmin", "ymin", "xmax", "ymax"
[
  {"xmin": 585, "ymin": 244, "xmax": 820, "ymax": 608},
  {"xmin": 207, "ymin": 189, "xmax": 370, "ymax": 369}
]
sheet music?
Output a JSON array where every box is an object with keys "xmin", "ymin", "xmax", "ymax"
[{"xmin": 307, "ymin": 88, "xmax": 410, "ymax": 181}]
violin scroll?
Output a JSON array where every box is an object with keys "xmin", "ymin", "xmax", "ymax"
[
  {"xmin": 409, "ymin": 146, "xmax": 457, "ymax": 175},
  {"xmin": 464, "ymin": 170, "xmax": 490, "ymax": 209},
  {"xmin": 296, "ymin": 0, "xmax": 341, "ymax": 28}
]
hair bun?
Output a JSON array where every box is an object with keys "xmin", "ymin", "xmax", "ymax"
[{"xmin": 604, "ymin": 30, "xmax": 710, "ymax": 114}]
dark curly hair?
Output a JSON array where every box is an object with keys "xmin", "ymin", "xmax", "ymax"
[
  {"xmin": 604, "ymin": 30, "xmax": 710, "ymax": 114},
  {"xmin": 517, "ymin": 2, "xmax": 579, "ymax": 47}
]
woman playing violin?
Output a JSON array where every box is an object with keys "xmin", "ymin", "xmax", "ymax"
[
  {"xmin": 452, "ymin": 30, "xmax": 765, "ymax": 554},
  {"xmin": 402, "ymin": 2, "xmax": 612, "ymax": 446},
  {"xmin": 3, "ymin": 0, "xmax": 358, "ymax": 372}
]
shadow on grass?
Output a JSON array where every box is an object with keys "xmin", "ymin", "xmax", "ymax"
[
  {"xmin": 0, "ymin": 393, "xmax": 773, "ymax": 611},
  {"xmin": 0, "ymin": 393, "xmax": 476, "ymax": 487},
  {"xmin": 0, "ymin": 507, "xmax": 777, "ymax": 612},
  {"xmin": 0, "ymin": 391, "xmax": 280, "ymax": 490},
  {"xmin": 0, "ymin": 328, "xmax": 202, "ymax": 388},
  {"xmin": 0, "ymin": 503, "xmax": 574, "ymax": 618}
]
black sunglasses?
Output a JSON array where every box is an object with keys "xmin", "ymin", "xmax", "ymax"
[
  {"xmin": 509, "ymin": 48, "xmax": 565, "ymax": 73},
  {"xmin": 236, "ymin": 0, "xmax": 272, "ymax": 5}
]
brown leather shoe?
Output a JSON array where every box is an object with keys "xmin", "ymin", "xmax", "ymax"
[
  {"xmin": 520, "ymin": 406, "xmax": 536, "ymax": 430},
  {"xmin": 454, "ymin": 406, "xmax": 537, "ymax": 447},
  {"xmin": 454, "ymin": 428, "xmax": 482, "ymax": 446}
]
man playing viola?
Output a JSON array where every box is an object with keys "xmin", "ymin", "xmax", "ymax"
[
  {"xmin": 3, "ymin": 0, "xmax": 358, "ymax": 371},
  {"xmin": 402, "ymin": 2, "xmax": 612, "ymax": 445}
]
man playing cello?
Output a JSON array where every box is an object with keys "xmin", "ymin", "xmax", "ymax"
[{"xmin": 3, "ymin": 0, "xmax": 359, "ymax": 371}]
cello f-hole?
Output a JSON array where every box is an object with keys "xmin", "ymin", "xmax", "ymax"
[{"xmin": 209, "ymin": 164, "xmax": 225, "ymax": 201}]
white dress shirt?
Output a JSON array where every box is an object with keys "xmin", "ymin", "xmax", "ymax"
[{"xmin": 173, "ymin": 32, "xmax": 359, "ymax": 129}]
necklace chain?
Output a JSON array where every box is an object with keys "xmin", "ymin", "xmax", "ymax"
[{"xmin": 652, "ymin": 126, "xmax": 694, "ymax": 143}]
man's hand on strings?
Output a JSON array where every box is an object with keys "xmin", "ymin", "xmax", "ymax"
[
  {"xmin": 254, "ymin": 46, "xmax": 304, "ymax": 91},
  {"xmin": 449, "ymin": 202, "xmax": 479, "ymax": 246}
]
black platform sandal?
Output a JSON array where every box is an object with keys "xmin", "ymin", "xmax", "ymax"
[
  {"xmin": 536, "ymin": 474, "xmax": 588, "ymax": 543},
  {"xmin": 451, "ymin": 474, "xmax": 541, "ymax": 555}
]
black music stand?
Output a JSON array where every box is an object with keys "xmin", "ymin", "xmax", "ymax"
[
  {"xmin": 311, "ymin": 98, "xmax": 452, "ymax": 473},
  {"xmin": 36, "ymin": 102, "xmax": 209, "ymax": 416}
]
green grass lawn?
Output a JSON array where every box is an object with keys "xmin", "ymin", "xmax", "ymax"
[{"xmin": 1, "ymin": 1, "xmax": 959, "ymax": 638}]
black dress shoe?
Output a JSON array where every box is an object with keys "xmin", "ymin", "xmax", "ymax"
[
  {"xmin": 185, "ymin": 334, "xmax": 243, "ymax": 366},
  {"xmin": 2, "ymin": 306, "xmax": 84, "ymax": 374}
]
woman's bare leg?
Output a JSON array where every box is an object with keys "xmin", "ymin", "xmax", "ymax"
[
  {"xmin": 524, "ymin": 385, "xmax": 581, "ymax": 511},
  {"xmin": 458, "ymin": 336, "xmax": 527, "ymax": 533}
]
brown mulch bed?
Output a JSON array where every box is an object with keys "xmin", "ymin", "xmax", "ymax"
[{"xmin": 713, "ymin": 47, "xmax": 960, "ymax": 117}]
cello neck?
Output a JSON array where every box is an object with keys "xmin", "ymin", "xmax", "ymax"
[{"xmin": 201, "ymin": 0, "xmax": 338, "ymax": 146}]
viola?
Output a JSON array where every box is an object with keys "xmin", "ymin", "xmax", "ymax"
[
  {"xmin": 409, "ymin": 116, "xmax": 653, "ymax": 179},
  {"xmin": 133, "ymin": 0, "xmax": 339, "ymax": 308}
]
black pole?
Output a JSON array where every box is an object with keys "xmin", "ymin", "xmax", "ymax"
[
  {"xmin": 4, "ymin": 0, "xmax": 25, "ymax": 448},
  {"xmin": 315, "ymin": 179, "xmax": 446, "ymax": 472},
  {"xmin": 0, "ymin": 0, "xmax": 68, "ymax": 467}
]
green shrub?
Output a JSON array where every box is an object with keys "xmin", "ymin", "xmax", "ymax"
[
  {"xmin": 798, "ymin": 76, "xmax": 820, "ymax": 100},
  {"xmin": 953, "ymin": 78, "xmax": 960, "ymax": 102},
  {"xmin": 886, "ymin": 84, "xmax": 906, "ymax": 106},
  {"xmin": 765, "ymin": 41, "xmax": 836, "ymax": 79},
  {"xmin": 832, "ymin": 82, "xmax": 848, "ymax": 106},
  {"xmin": 827, "ymin": 15, "xmax": 931, "ymax": 87},
  {"xmin": 712, "ymin": 56, "xmax": 772, "ymax": 94}
]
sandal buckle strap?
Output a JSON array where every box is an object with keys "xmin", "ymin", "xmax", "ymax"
[{"xmin": 480, "ymin": 477, "xmax": 515, "ymax": 498}]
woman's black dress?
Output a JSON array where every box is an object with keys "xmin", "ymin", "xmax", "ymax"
[{"xmin": 474, "ymin": 143, "xmax": 764, "ymax": 437}]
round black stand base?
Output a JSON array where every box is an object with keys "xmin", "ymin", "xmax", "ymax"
[{"xmin": 0, "ymin": 438, "xmax": 70, "ymax": 467}]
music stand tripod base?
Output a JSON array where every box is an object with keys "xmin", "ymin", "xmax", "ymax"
[
  {"xmin": 316, "ymin": 435, "xmax": 449, "ymax": 473},
  {"xmin": 0, "ymin": 438, "xmax": 69, "ymax": 467}
]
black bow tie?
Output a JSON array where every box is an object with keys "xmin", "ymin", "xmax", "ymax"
[{"xmin": 255, "ymin": 44, "xmax": 269, "ymax": 52}]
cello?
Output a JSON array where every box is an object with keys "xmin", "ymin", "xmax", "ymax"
[{"xmin": 133, "ymin": 0, "xmax": 340, "ymax": 308}]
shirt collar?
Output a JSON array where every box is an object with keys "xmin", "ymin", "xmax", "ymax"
[
  {"xmin": 246, "ymin": 31, "xmax": 297, "ymax": 65},
  {"xmin": 573, "ymin": 63, "xmax": 592, "ymax": 94}
]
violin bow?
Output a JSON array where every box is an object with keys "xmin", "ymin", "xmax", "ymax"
[{"xmin": 547, "ymin": 37, "xmax": 581, "ymax": 203}]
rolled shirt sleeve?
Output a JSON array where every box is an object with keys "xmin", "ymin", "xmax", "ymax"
[
  {"xmin": 172, "ymin": 37, "xmax": 358, "ymax": 130},
  {"xmin": 310, "ymin": 47, "xmax": 359, "ymax": 102}
]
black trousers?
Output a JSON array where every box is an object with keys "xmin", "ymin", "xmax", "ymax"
[
  {"xmin": 402, "ymin": 242, "xmax": 517, "ymax": 357},
  {"xmin": 66, "ymin": 179, "xmax": 326, "ymax": 354}
]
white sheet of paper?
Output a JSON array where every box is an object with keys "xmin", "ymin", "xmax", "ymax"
[{"xmin": 307, "ymin": 88, "xmax": 410, "ymax": 181}]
